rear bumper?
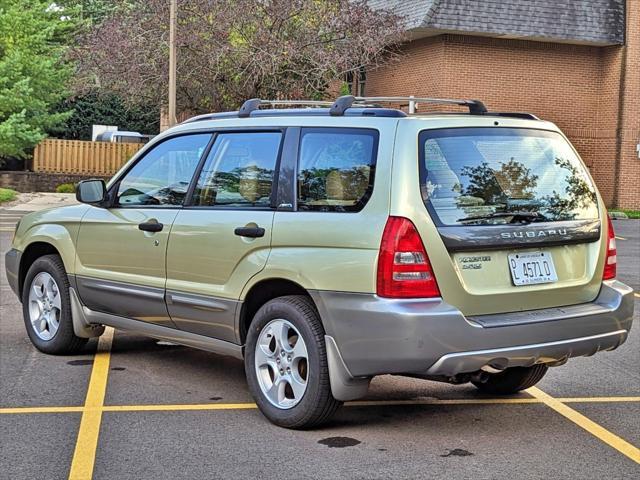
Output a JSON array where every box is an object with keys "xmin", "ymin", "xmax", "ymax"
[
  {"xmin": 4, "ymin": 248, "xmax": 21, "ymax": 298},
  {"xmin": 424, "ymin": 330, "xmax": 627, "ymax": 376},
  {"xmin": 310, "ymin": 280, "xmax": 634, "ymax": 378}
]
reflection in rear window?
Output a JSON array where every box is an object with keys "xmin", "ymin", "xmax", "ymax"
[{"xmin": 419, "ymin": 128, "xmax": 598, "ymax": 225}]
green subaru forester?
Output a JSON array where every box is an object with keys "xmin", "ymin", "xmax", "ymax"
[{"xmin": 5, "ymin": 96, "xmax": 634, "ymax": 428}]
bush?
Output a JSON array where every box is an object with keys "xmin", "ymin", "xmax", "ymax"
[
  {"xmin": 0, "ymin": 188, "xmax": 17, "ymax": 204},
  {"xmin": 55, "ymin": 183, "xmax": 76, "ymax": 193},
  {"xmin": 49, "ymin": 92, "xmax": 160, "ymax": 140},
  {"xmin": 610, "ymin": 209, "xmax": 640, "ymax": 219}
]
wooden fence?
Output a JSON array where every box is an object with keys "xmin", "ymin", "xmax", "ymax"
[{"xmin": 33, "ymin": 139, "xmax": 144, "ymax": 175}]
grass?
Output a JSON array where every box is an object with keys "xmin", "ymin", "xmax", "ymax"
[
  {"xmin": 610, "ymin": 209, "xmax": 640, "ymax": 219},
  {"xmin": 0, "ymin": 188, "xmax": 17, "ymax": 204}
]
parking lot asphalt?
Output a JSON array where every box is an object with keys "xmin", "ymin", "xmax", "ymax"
[{"xmin": 1, "ymin": 215, "xmax": 638, "ymax": 480}]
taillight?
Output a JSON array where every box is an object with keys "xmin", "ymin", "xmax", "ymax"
[
  {"xmin": 377, "ymin": 216, "xmax": 440, "ymax": 298},
  {"xmin": 603, "ymin": 216, "xmax": 617, "ymax": 280}
]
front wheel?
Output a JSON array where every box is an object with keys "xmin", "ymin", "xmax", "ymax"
[
  {"xmin": 471, "ymin": 364, "xmax": 548, "ymax": 394},
  {"xmin": 22, "ymin": 255, "xmax": 88, "ymax": 354},
  {"xmin": 244, "ymin": 295, "xmax": 341, "ymax": 429}
]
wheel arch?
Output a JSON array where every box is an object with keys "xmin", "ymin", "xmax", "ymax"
[
  {"xmin": 239, "ymin": 277, "xmax": 370, "ymax": 403},
  {"xmin": 18, "ymin": 240, "xmax": 69, "ymax": 299},
  {"xmin": 238, "ymin": 278, "xmax": 318, "ymax": 344}
]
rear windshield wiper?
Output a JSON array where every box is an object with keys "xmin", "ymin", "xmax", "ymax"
[{"xmin": 457, "ymin": 211, "xmax": 549, "ymax": 224}]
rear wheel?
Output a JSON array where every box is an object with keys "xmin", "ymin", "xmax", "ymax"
[
  {"xmin": 244, "ymin": 295, "xmax": 341, "ymax": 429},
  {"xmin": 471, "ymin": 364, "xmax": 548, "ymax": 394},
  {"xmin": 22, "ymin": 255, "xmax": 88, "ymax": 354}
]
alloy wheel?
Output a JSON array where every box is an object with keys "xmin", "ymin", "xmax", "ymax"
[
  {"xmin": 27, "ymin": 272, "xmax": 62, "ymax": 341},
  {"xmin": 254, "ymin": 318, "xmax": 309, "ymax": 409}
]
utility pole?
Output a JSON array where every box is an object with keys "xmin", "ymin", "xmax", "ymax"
[{"xmin": 168, "ymin": 0, "xmax": 177, "ymax": 128}]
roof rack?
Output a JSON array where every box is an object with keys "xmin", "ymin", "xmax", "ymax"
[
  {"xmin": 329, "ymin": 95, "xmax": 488, "ymax": 116},
  {"xmin": 486, "ymin": 112, "xmax": 540, "ymax": 120},
  {"xmin": 238, "ymin": 99, "xmax": 333, "ymax": 118},
  {"xmin": 182, "ymin": 94, "xmax": 539, "ymax": 123}
]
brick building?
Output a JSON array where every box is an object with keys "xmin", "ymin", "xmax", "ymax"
[{"xmin": 365, "ymin": 0, "xmax": 639, "ymax": 209}]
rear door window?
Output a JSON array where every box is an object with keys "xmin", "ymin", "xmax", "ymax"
[
  {"xmin": 191, "ymin": 131, "xmax": 282, "ymax": 207},
  {"xmin": 297, "ymin": 128, "xmax": 378, "ymax": 212},
  {"xmin": 419, "ymin": 128, "xmax": 598, "ymax": 225}
]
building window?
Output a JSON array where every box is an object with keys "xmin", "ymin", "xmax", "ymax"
[
  {"xmin": 344, "ymin": 71, "xmax": 354, "ymax": 94},
  {"xmin": 358, "ymin": 67, "xmax": 366, "ymax": 97}
]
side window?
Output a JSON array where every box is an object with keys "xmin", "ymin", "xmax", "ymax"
[
  {"xmin": 191, "ymin": 132, "xmax": 282, "ymax": 207},
  {"xmin": 297, "ymin": 128, "xmax": 378, "ymax": 212},
  {"xmin": 117, "ymin": 134, "xmax": 211, "ymax": 206}
]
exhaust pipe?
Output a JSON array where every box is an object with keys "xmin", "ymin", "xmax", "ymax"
[{"xmin": 480, "ymin": 364, "xmax": 505, "ymax": 374}]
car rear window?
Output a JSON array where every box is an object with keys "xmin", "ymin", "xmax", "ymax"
[
  {"xmin": 297, "ymin": 128, "xmax": 378, "ymax": 212},
  {"xmin": 419, "ymin": 128, "xmax": 599, "ymax": 225}
]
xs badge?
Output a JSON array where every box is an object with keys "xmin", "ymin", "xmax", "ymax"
[{"xmin": 459, "ymin": 255, "xmax": 491, "ymax": 270}]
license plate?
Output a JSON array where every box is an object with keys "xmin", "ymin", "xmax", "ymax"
[{"xmin": 508, "ymin": 251, "xmax": 558, "ymax": 286}]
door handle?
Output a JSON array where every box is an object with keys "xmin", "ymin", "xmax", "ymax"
[
  {"xmin": 138, "ymin": 220, "xmax": 164, "ymax": 232},
  {"xmin": 234, "ymin": 226, "xmax": 265, "ymax": 238}
]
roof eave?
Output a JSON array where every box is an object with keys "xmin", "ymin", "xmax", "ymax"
[{"xmin": 407, "ymin": 27, "xmax": 623, "ymax": 47}]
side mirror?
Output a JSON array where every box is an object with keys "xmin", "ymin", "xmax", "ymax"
[{"xmin": 76, "ymin": 179, "xmax": 107, "ymax": 205}]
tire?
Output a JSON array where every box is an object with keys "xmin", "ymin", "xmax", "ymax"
[
  {"xmin": 21, "ymin": 254, "xmax": 88, "ymax": 355},
  {"xmin": 471, "ymin": 364, "xmax": 548, "ymax": 395},
  {"xmin": 244, "ymin": 295, "xmax": 342, "ymax": 429}
]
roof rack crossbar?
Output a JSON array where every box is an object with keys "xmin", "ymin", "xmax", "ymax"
[
  {"xmin": 184, "ymin": 96, "xmax": 540, "ymax": 124},
  {"xmin": 238, "ymin": 98, "xmax": 334, "ymax": 118},
  {"xmin": 330, "ymin": 95, "xmax": 488, "ymax": 116}
]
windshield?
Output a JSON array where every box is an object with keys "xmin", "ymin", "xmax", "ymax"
[{"xmin": 419, "ymin": 128, "xmax": 598, "ymax": 226}]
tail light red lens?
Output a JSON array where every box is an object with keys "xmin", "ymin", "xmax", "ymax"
[
  {"xmin": 603, "ymin": 216, "xmax": 617, "ymax": 280},
  {"xmin": 377, "ymin": 216, "xmax": 440, "ymax": 298}
]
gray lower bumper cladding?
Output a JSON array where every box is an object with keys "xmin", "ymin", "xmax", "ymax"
[
  {"xmin": 311, "ymin": 280, "xmax": 634, "ymax": 380},
  {"xmin": 5, "ymin": 248, "xmax": 21, "ymax": 297},
  {"xmin": 424, "ymin": 329, "xmax": 628, "ymax": 377}
]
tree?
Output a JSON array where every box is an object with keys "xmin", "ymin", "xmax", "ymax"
[
  {"xmin": 0, "ymin": 0, "xmax": 75, "ymax": 162},
  {"xmin": 73, "ymin": 0, "xmax": 404, "ymax": 113},
  {"xmin": 56, "ymin": 0, "xmax": 119, "ymax": 27},
  {"xmin": 461, "ymin": 159, "xmax": 539, "ymax": 206},
  {"xmin": 49, "ymin": 92, "xmax": 160, "ymax": 140},
  {"xmin": 542, "ymin": 157, "xmax": 597, "ymax": 220}
]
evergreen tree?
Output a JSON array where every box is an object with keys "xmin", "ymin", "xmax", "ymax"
[{"xmin": 0, "ymin": 0, "xmax": 74, "ymax": 162}]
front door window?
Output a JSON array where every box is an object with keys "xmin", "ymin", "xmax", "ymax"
[{"xmin": 117, "ymin": 134, "xmax": 212, "ymax": 206}]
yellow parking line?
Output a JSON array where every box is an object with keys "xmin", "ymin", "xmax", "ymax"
[
  {"xmin": 349, "ymin": 398, "xmax": 540, "ymax": 406},
  {"xmin": 90, "ymin": 396, "xmax": 640, "ymax": 412},
  {"xmin": 0, "ymin": 406, "xmax": 84, "ymax": 414},
  {"xmin": 103, "ymin": 403, "xmax": 258, "ymax": 412},
  {"xmin": 560, "ymin": 396, "xmax": 640, "ymax": 403},
  {"xmin": 528, "ymin": 387, "xmax": 640, "ymax": 464},
  {"xmin": 2, "ymin": 396, "xmax": 639, "ymax": 416},
  {"xmin": 68, "ymin": 328, "xmax": 114, "ymax": 480},
  {"xmin": 349, "ymin": 396, "xmax": 640, "ymax": 406}
]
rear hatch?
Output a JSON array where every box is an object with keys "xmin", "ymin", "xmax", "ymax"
[{"xmin": 415, "ymin": 126, "xmax": 604, "ymax": 315}]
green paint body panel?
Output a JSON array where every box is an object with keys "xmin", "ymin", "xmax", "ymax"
[
  {"xmin": 6, "ymin": 109, "xmax": 634, "ymax": 403},
  {"xmin": 389, "ymin": 117, "xmax": 607, "ymax": 315},
  {"xmin": 8, "ymin": 114, "xmax": 614, "ymax": 328}
]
